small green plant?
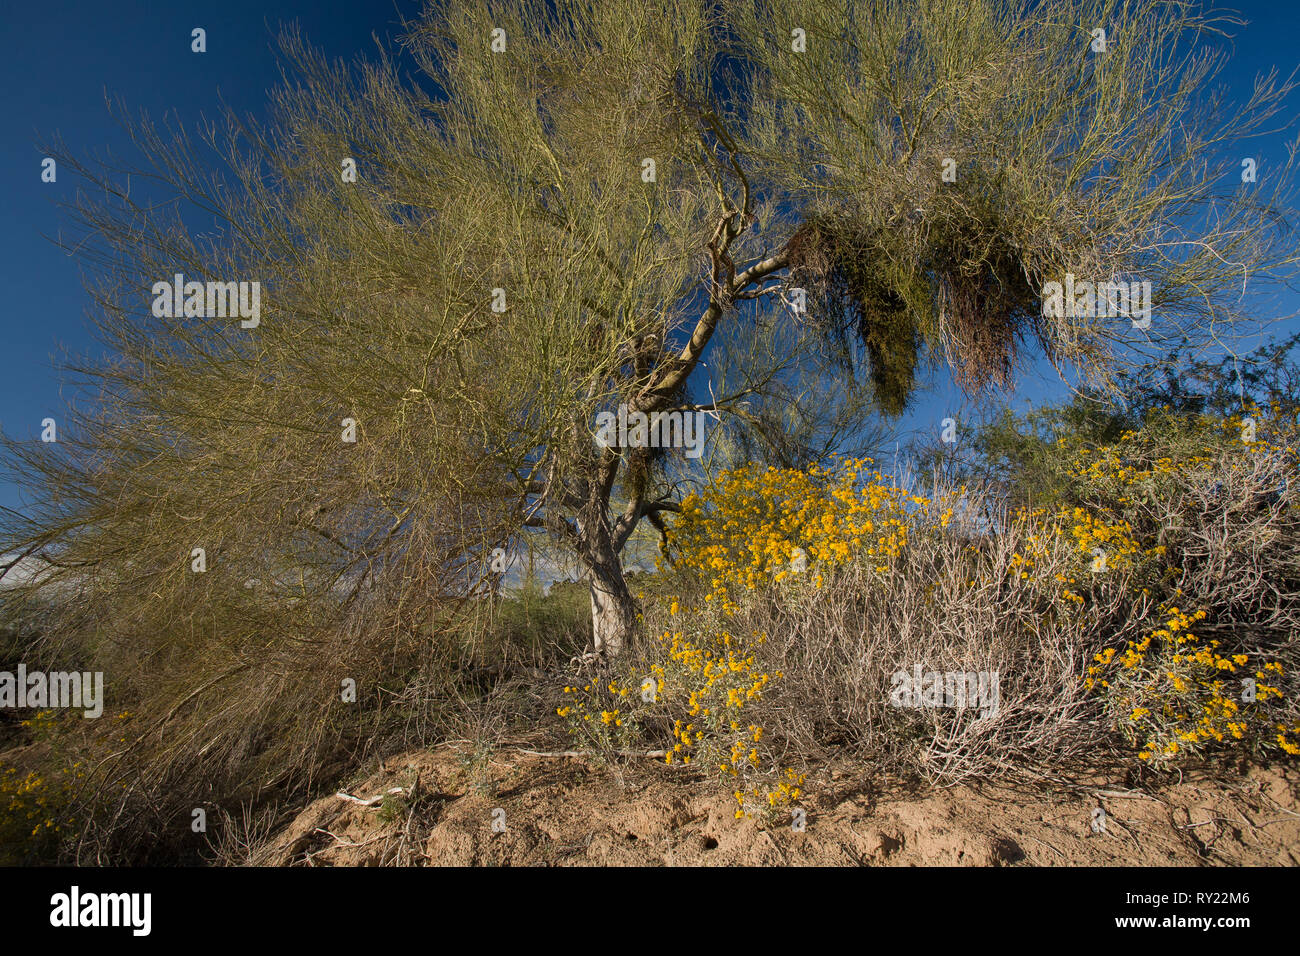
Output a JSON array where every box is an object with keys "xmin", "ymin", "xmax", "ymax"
[
  {"xmin": 376, "ymin": 791, "xmax": 410, "ymax": 826},
  {"xmin": 456, "ymin": 741, "xmax": 496, "ymax": 798}
]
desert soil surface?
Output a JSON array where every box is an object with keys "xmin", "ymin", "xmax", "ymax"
[{"xmin": 257, "ymin": 744, "xmax": 1300, "ymax": 866}]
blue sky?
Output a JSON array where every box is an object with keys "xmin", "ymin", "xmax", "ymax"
[{"xmin": 2, "ymin": 0, "xmax": 1298, "ymax": 513}]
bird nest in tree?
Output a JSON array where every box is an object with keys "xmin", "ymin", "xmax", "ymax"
[{"xmin": 783, "ymin": 216, "xmax": 1048, "ymax": 415}]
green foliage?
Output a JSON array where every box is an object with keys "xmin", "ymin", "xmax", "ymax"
[
  {"xmin": 477, "ymin": 578, "xmax": 591, "ymax": 663},
  {"xmin": 931, "ymin": 334, "xmax": 1300, "ymax": 509},
  {"xmin": 732, "ymin": 0, "xmax": 1299, "ymax": 402}
]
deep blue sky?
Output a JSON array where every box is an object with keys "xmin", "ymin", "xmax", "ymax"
[{"xmin": 2, "ymin": 0, "xmax": 1298, "ymax": 512}]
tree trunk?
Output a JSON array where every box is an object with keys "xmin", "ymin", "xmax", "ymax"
[{"xmin": 587, "ymin": 544, "xmax": 637, "ymax": 659}]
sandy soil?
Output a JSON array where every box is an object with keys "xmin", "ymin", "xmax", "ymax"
[{"xmin": 258, "ymin": 745, "xmax": 1300, "ymax": 866}]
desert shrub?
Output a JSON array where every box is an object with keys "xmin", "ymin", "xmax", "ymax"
[
  {"xmin": 1067, "ymin": 404, "xmax": 1300, "ymax": 763},
  {"xmin": 0, "ymin": 572, "xmax": 588, "ymax": 864},
  {"xmin": 558, "ymin": 624, "xmax": 804, "ymax": 821},
  {"xmin": 0, "ymin": 764, "xmax": 78, "ymax": 865},
  {"xmin": 0, "ymin": 707, "xmax": 93, "ymax": 864},
  {"xmin": 557, "ymin": 674, "xmax": 643, "ymax": 754},
  {"xmin": 616, "ymin": 411, "xmax": 1300, "ymax": 786},
  {"xmin": 658, "ymin": 481, "xmax": 1123, "ymax": 784}
]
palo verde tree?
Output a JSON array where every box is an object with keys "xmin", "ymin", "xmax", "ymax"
[{"xmin": 3, "ymin": 0, "xmax": 1298, "ymax": 681}]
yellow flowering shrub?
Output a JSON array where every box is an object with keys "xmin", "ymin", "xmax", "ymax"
[
  {"xmin": 653, "ymin": 625, "xmax": 804, "ymax": 821},
  {"xmin": 0, "ymin": 743, "xmax": 82, "ymax": 864},
  {"xmin": 555, "ymin": 406, "xmax": 1298, "ymax": 798},
  {"xmin": 1062, "ymin": 404, "xmax": 1300, "ymax": 763},
  {"xmin": 665, "ymin": 457, "xmax": 956, "ymax": 603},
  {"xmin": 664, "ymin": 417, "xmax": 1299, "ymax": 772},
  {"xmin": 557, "ymin": 624, "xmax": 804, "ymax": 819},
  {"xmin": 1086, "ymin": 603, "xmax": 1299, "ymax": 761},
  {"xmin": 557, "ymin": 676, "xmax": 642, "ymax": 753}
]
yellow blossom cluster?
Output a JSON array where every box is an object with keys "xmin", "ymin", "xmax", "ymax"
[
  {"xmin": 653, "ymin": 628, "xmax": 779, "ymax": 774},
  {"xmin": 556, "ymin": 621, "xmax": 805, "ymax": 815},
  {"xmin": 557, "ymin": 677, "xmax": 641, "ymax": 752},
  {"xmin": 0, "ymin": 755, "xmax": 82, "ymax": 857},
  {"xmin": 1062, "ymin": 507, "xmax": 1140, "ymax": 570},
  {"xmin": 733, "ymin": 768, "xmax": 807, "ymax": 821},
  {"xmin": 666, "ymin": 458, "xmax": 954, "ymax": 605},
  {"xmin": 1086, "ymin": 605, "xmax": 1296, "ymax": 761},
  {"xmin": 1063, "ymin": 404, "xmax": 1298, "ymax": 502}
]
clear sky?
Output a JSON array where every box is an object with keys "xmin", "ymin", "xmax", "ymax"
[{"xmin": 2, "ymin": 0, "xmax": 1298, "ymax": 513}]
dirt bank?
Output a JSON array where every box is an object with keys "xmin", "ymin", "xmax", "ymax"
[{"xmin": 254, "ymin": 745, "xmax": 1300, "ymax": 866}]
